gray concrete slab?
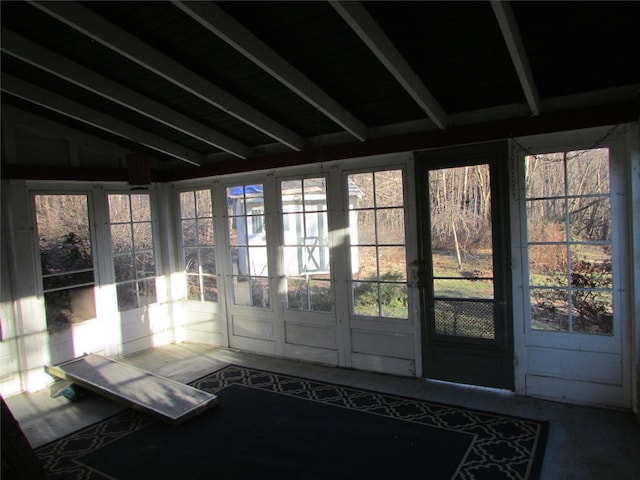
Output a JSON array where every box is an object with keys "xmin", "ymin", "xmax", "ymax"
[{"xmin": 5, "ymin": 343, "xmax": 640, "ymax": 479}]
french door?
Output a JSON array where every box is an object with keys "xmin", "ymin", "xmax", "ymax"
[{"xmin": 415, "ymin": 142, "xmax": 513, "ymax": 389}]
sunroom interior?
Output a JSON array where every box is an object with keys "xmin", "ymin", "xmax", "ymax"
[{"xmin": 1, "ymin": 0, "xmax": 639, "ymax": 455}]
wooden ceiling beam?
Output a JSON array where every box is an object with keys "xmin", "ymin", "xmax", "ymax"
[
  {"xmin": 491, "ymin": 1, "xmax": 542, "ymax": 116},
  {"xmin": 330, "ymin": 0, "xmax": 448, "ymax": 129},
  {"xmin": 173, "ymin": 1, "xmax": 368, "ymax": 142},
  {"xmin": 1, "ymin": 29, "xmax": 253, "ymax": 160},
  {"xmin": 1, "ymin": 73, "xmax": 203, "ymax": 165},
  {"xmin": 29, "ymin": 0, "xmax": 306, "ymax": 151}
]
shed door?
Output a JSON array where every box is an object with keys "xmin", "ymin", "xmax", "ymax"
[{"xmin": 416, "ymin": 143, "xmax": 513, "ymax": 389}]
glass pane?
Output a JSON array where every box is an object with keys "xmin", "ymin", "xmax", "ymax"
[
  {"xmin": 287, "ymin": 278, "xmax": 309, "ymax": 311},
  {"xmin": 184, "ymin": 248, "xmax": 199, "ymax": 273},
  {"xmin": 375, "ymin": 170, "xmax": 403, "ymax": 207},
  {"xmin": 111, "ymin": 224, "xmax": 133, "ymax": 253},
  {"xmin": 196, "ymin": 189, "xmax": 212, "ymax": 218},
  {"xmin": 131, "ymin": 194, "xmax": 151, "ymax": 222},
  {"xmin": 351, "ymin": 246, "xmax": 377, "ymax": 281},
  {"xmin": 526, "ymin": 199, "xmax": 566, "ymax": 242},
  {"xmin": 528, "ymin": 245, "xmax": 568, "ymax": 287},
  {"xmin": 303, "ymin": 177, "xmax": 325, "ymax": 197},
  {"xmin": 310, "ymin": 279, "xmax": 332, "ymax": 312},
  {"xmin": 572, "ymin": 290, "xmax": 613, "ymax": 334},
  {"xmin": 525, "ymin": 153, "xmax": 565, "ymax": 198},
  {"xmin": 530, "ymin": 288, "xmax": 569, "ymax": 332},
  {"xmin": 378, "ymin": 246, "xmax": 406, "ymax": 281},
  {"xmin": 182, "ymin": 220, "xmax": 197, "ymax": 247},
  {"xmin": 116, "ymin": 282, "xmax": 137, "ymax": 311},
  {"xmin": 36, "ymin": 195, "xmax": 93, "ymax": 274},
  {"xmin": 569, "ymin": 196, "xmax": 611, "ymax": 242},
  {"xmin": 228, "ymin": 217, "xmax": 240, "ymax": 246},
  {"xmin": 43, "ymin": 271, "xmax": 94, "ymax": 291},
  {"xmin": 133, "ymin": 222, "xmax": 153, "ymax": 250},
  {"xmin": 380, "ymin": 282, "xmax": 407, "ymax": 318},
  {"xmin": 570, "ymin": 245, "xmax": 612, "ymax": 289},
  {"xmin": 227, "ymin": 186, "xmax": 246, "ymax": 215},
  {"xmin": 282, "ymin": 180, "xmax": 302, "ymax": 206},
  {"xmin": 108, "ymin": 194, "xmax": 131, "ymax": 223},
  {"xmin": 187, "ymin": 275, "xmax": 201, "ymax": 301},
  {"xmin": 305, "ymin": 211, "xmax": 326, "ymax": 239},
  {"xmin": 355, "ymin": 209, "xmax": 376, "ymax": 244},
  {"xmin": 248, "ymin": 247, "xmax": 268, "ymax": 276},
  {"xmin": 138, "ymin": 279, "xmax": 157, "ymax": 307},
  {"xmin": 44, "ymin": 286, "xmax": 96, "ymax": 332},
  {"xmin": 114, "ymin": 253, "xmax": 134, "ymax": 282},
  {"xmin": 377, "ymin": 208, "xmax": 404, "ymax": 244},
  {"xmin": 202, "ymin": 275, "xmax": 218, "ymax": 302},
  {"xmin": 200, "ymin": 247, "xmax": 216, "ymax": 274},
  {"xmin": 283, "ymin": 213, "xmax": 303, "ymax": 245},
  {"xmin": 434, "ymin": 300, "xmax": 495, "ymax": 339},
  {"xmin": 567, "ymin": 148, "xmax": 609, "ymax": 196},
  {"xmin": 180, "ymin": 191, "xmax": 196, "ymax": 219},
  {"xmin": 251, "ymin": 277, "xmax": 269, "ymax": 307},
  {"xmin": 198, "ymin": 219, "xmax": 214, "ymax": 246},
  {"xmin": 232, "ymin": 276, "xmax": 251, "ymax": 306},
  {"xmin": 434, "ymin": 279, "xmax": 493, "ymax": 300},
  {"xmin": 135, "ymin": 251, "xmax": 155, "ymax": 278},
  {"xmin": 348, "ymin": 173, "xmax": 374, "ymax": 209},
  {"xmin": 353, "ymin": 281, "xmax": 379, "ymax": 317}
]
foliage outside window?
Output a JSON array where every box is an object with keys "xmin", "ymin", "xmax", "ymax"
[
  {"xmin": 108, "ymin": 193, "xmax": 157, "ymax": 311},
  {"xmin": 281, "ymin": 178, "xmax": 331, "ymax": 312},
  {"xmin": 348, "ymin": 170, "xmax": 408, "ymax": 319},
  {"xmin": 35, "ymin": 195, "xmax": 96, "ymax": 332},
  {"xmin": 180, "ymin": 190, "xmax": 217, "ymax": 302},
  {"xmin": 525, "ymin": 148, "xmax": 613, "ymax": 334},
  {"xmin": 227, "ymin": 184, "xmax": 269, "ymax": 307}
]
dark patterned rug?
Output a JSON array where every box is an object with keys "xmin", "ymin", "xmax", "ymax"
[{"xmin": 35, "ymin": 365, "xmax": 548, "ymax": 479}]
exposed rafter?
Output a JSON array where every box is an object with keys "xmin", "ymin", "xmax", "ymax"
[
  {"xmin": 330, "ymin": 0, "xmax": 448, "ymax": 130},
  {"xmin": 1, "ymin": 73, "xmax": 202, "ymax": 166},
  {"xmin": 491, "ymin": 1, "xmax": 542, "ymax": 116},
  {"xmin": 173, "ymin": 1, "xmax": 369, "ymax": 142},
  {"xmin": 29, "ymin": 0, "xmax": 306, "ymax": 151},
  {"xmin": 1, "ymin": 29, "xmax": 253, "ymax": 160}
]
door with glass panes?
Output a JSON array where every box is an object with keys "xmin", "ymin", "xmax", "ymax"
[{"xmin": 415, "ymin": 143, "xmax": 514, "ymax": 389}]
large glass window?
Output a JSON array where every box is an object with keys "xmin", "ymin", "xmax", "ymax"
[
  {"xmin": 281, "ymin": 178, "xmax": 331, "ymax": 312},
  {"xmin": 227, "ymin": 184, "xmax": 269, "ymax": 307},
  {"xmin": 108, "ymin": 193, "xmax": 157, "ymax": 311},
  {"xmin": 35, "ymin": 194, "xmax": 96, "ymax": 332},
  {"xmin": 348, "ymin": 170, "xmax": 408, "ymax": 319},
  {"xmin": 525, "ymin": 148, "xmax": 613, "ymax": 334},
  {"xmin": 179, "ymin": 190, "xmax": 217, "ymax": 302}
]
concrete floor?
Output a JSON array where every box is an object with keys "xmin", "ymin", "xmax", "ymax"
[{"xmin": 5, "ymin": 343, "xmax": 640, "ymax": 480}]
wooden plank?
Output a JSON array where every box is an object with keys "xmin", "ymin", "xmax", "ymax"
[{"xmin": 45, "ymin": 353, "xmax": 217, "ymax": 425}]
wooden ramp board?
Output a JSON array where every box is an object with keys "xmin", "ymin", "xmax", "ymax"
[{"xmin": 45, "ymin": 353, "xmax": 218, "ymax": 425}]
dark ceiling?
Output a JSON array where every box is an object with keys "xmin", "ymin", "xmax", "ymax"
[{"xmin": 1, "ymin": 1, "xmax": 639, "ymax": 178}]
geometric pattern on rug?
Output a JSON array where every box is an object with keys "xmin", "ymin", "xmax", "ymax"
[{"xmin": 35, "ymin": 364, "xmax": 547, "ymax": 480}]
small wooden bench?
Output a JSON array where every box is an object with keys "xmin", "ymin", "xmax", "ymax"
[{"xmin": 45, "ymin": 353, "xmax": 218, "ymax": 425}]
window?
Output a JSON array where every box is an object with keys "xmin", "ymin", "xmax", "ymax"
[
  {"xmin": 281, "ymin": 178, "xmax": 331, "ymax": 312},
  {"xmin": 348, "ymin": 170, "xmax": 408, "ymax": 319},
  {"xmin": 525, "ymin": 148, "xmax": 613, "ymax": 334},
  {"xmin": 428, "ymin": 164, "xmax": 495, "ymax": 339},
  {"xmin": 35, "ymin": 194, "xmax": 96, "ymax": 332},
  {"xmin": 227, "ymin": 184, "xmax": 269, "ymax": 307},
  {"xmin": 108, "ymin": 193, "xmax": 157, "ymax": 311},
  {"xmin": 180, "ymin": 190, "xmax": 217, "ymax": 302}
]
